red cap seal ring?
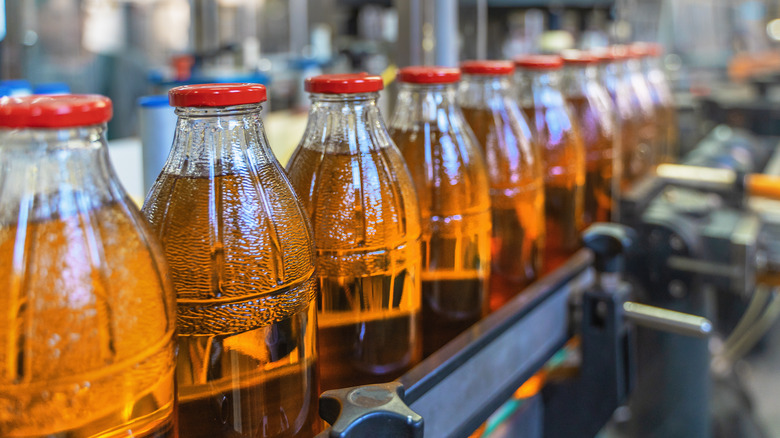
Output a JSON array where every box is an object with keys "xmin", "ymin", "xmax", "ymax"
[
  {"xmin": 0, "ymin": 95, "xmax": 112, "ymax": 128},
  {"xmin": 460, "ymin": 60, "xmax": 514, "ymax": 76},
  {"xmin": 305, "ymin": 73, "xmax": 384, "ymax": 94},
  {"xmin": 513, "ymin": 55, "xmax": 564, "ymax": 70},
  {"xmin": 561, "ymin": 50, "xmax": 598, "ymax": 65},
  {"xmin": 168, "ymin": 83, "xmax": 267, "ymax": 107},
  {"xmin": 398, "ymin": 66, "xmax": 461, "ymax": 84}
]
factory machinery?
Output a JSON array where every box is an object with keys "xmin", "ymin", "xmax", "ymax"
[{"xmin": 311, "ymin": 125, "xmax": 780, "ymax": 438}]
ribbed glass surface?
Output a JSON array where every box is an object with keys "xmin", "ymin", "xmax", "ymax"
[
  {"xmin": 562, "ymin": 63, "xmax": 617, "ymax": 226},
  {"xmin": 287, "ymin": 92, "xmax": 422, "ymax": 391},
  {"xmin": 458, "ymin": 73, "xmax": 545, "ymax": 311},
  {"xmin": 0, "ymin": 125, "xmax": 176, "ymax": 437},
  {"xmin": 515, "ymin": 69, "xmax": 586, "ymax": 273},
  {"xmin": 142, "ymin": 103, "xmax": 320, "ymax": 438},
  {"xmin": 389, "ymin": 82, "xmax": 492, "ymax": 356}
]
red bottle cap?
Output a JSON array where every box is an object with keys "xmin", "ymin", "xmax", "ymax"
[
  {"xmin": 630, "ymin": 42, "xmax": 663, "ymax": 57},
  {"xmin": 0, "ymin": 95, "xmax": 112, "ymax": 128},
  {"xmin": 610, "ymin": 45, "xmax": 631, "ymax": 61},
  {"xmin": 398, "ymin": 66, "xmax": 461, "ymax": 84},
  {"xmin": 591, "ymin": 48, "xmax": 614, "ymax": 63},
  {"xmin": 646, "ymin": 43, "xmax": 664, "ymax": 57},
  {"xmin": 460, "ymin": 60, "xmax": 514, "ymax": 75},
  {"xmin": 168, "ymin": 83, "xmax": 267, "ymax": 107},
  {"xmin": 560, "ymin": 50, "xmax": 599, "ymax": 65},
  {"xmin": 305, "ymin": 73, "xmax": 384, "ymax": 94},
  {"xmin": 513, "ymin": 55, "xmax": 564, "ymax": 70}
]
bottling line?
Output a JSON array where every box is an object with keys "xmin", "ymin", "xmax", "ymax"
[{"xmin": 3, "ymin": 1, "xmax": 780, "ymax": 438}]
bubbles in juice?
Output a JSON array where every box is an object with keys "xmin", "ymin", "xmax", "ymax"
[
  {"xmin": 566, "ymin": 95, "xmax": 615, "ymax": 225},
  {"xmin": 460, "ymin": 106, "xmax": 545, "ymax": 310},
  {"xmin": 0, "ymin": 203, "xmax": 175, "ymax": 438},
  {"xmin": 390, "ymin": 126, "xmax": 491, "ymax": 356},
  {"xmin": 287, "ymin": 146, "xmax": 422, "ymax": 391},
  {"xmin": 522, "ymin": 105, "xmax": 585, "ymax": 272},
  {"xmin": 143, "ymin": 172, "xmax": 320, "ymax": 438}
]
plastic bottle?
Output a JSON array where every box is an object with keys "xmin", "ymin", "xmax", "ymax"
[
  {"xmin": 561, "ymin": 50, "xmax": 617, "ymax": 225},
  {"xmin": 0, "ymin": 95, "xmax": 176, "ymax": 437},
  {"xmin": 458, "ymin": 60, "xmax": 545, "ymax": 311},
  {"xmin": 514, "ymin": 55, "xmax": 586, "ymax": 272},
  {"xmin": 142, "ymin": 83, "xmax": 320, "ymax": 438},
  {"xmin": 389, "ymin": 66, "xmax": 492, "ymax": 356},
  {"xmin": 286, "ymin": 73, "xmax": 423, "ymax": 391}
]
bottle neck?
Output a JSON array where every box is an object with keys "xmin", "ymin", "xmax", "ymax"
[
  {"xmin": 563, "ymin": 65, "xmax": 599, "ymax": 97},
  {"xmin": 458, "ymin": 74, "xmax": 512, "ymax": 110},
  {"xmin": 167, "ymin": 103, "xmax": 274, "ymax": 178},
  {"xmin": 625, "ymin": 58, "xmax": 643, "ymax": 75},
  {"xmin": 515, "ymin": 69, "xmax": 566, "ymax": 108},
  {"xmin": 643, "ymin": 57, "xmax": 668, "ymax": 84},
  {"xmin": 0, "ymin": 124, "xmax": 122, "ymax": 222},
  {"xmin": 392, "ymin": 82, "xmax": 460, "ymax": 125},
  {"xmin": 598, "ymin": 61, "xmax": 626, "ymax": 96},
  {"xmin": 300, "ymin": 92, "xmax": 392, "ymax": 154}
]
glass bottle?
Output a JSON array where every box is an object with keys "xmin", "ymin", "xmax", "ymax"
[
  {"xmin": 389, "ymin": 66, "xmax": 491, "ymax": 356},
  {"xmin": 634, "ymin": 42, "xmax": 678, "ymax": 164},
  {"xmin": 622, "ymin": 45, "xmax": 659, "ymax": 176},
  {"xmin": 0, "ymin": 95, "xmax": 176, "ymax": 437},
  {"xmin": 286, "ymin": 73, "xmax": 423, "ymax": 391},
  {"xmin": 561, "ymin": 50, "xmax": 618, "ymax": 225},
  {"xmin": 457, "ymin": 60, "xmax": 545, "ymax": 311},
  {"xmin": 142, "ymin": 84, "xmax": 320, "ymax": 438},
  {"xmin": 514, "ymin": 55, "xmax": 586, "ymax": 273},
  {"xmin": 595, "ymin": 47, "xmax": 639, "ymax": 193}
]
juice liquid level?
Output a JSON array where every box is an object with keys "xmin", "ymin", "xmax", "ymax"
[
  {"xmin": 0, "ymin": 203, "xmax": 175, "ymax": 437},
  {"xmin": 391, "ymin": 126, "xmax": 492, "ymax": 356},
  {"xmin": 567, "ymin": 95, "xmax": 614, "ymax": 225},
  {"xmin": 143, "ymin": 172, "xmax": 320, "ymax": 438},
  {"xmin": 286, "ymin": 147, "xmax": 422, "ymax": 391},
  {"xmin": 657, "ymin": 105, "xmax": 679, "ymax": 163},
  {"xmin": 319, "ymin": 306, "xmax": 419, "ymax": 390},
  {"xmin": 422, "ymin": 274, "xmax": 486, "ymax": 355},
  {"xmin": 177, "ymin": 305, "xmax": 319, "ymax": 438},
  {"xmin": 523, "ymin": 105, "xmax": 585, "ymax": 273},
  {"xmin": 460, "ymin": 106, "xmax": 545, "ymax": 310}
]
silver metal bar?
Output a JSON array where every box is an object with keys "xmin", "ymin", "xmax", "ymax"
[
  {"xmin": 666, "ymin": 256, "xmax": 743, "ymax": 278},
  {"xmin": 623, "ymin": 302, "xmax": 713, "ymax": 338},
  {"xmin": 289, "ymin": 0, "xmax": 308, "ymax": 54},
  {"xmin": 656, "ymin": 164, "xmax": 737, "ymax": 189},
  {"xmin": 476, "ymin": 0, "xmax": 488, "ymax": 60},
  {"xmin": 395, "ymin": 0, "xmax": 423, "ymax": 67},
  {"xmin": 399, "ymin": 250, "xmax": 594, "ymax": 437},
  {"xmin": 433, "ymin": 0, "xmax": 458, "ymax": 66}
]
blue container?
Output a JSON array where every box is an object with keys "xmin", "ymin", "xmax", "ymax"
[
  {"xmin": 33, "ymin": 82, "xmax": 71, "ymax": 95},
  {"xmin": 2, "ymin": 79, "xmax": 32, "ymax": 96},
  {"xmin": 138, "ymin": 95, "xmax": 177, "ymax": 195}
]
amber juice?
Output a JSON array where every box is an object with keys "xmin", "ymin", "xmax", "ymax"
[
  {"xmin": 523, "ymin": 105, "xmax": 585, "ymax": 273},
  {"xmin": 143, "ymin": 173, "xmax": 320, "ymax": 438},
  {"xmin": 0, "ymin": 203, "xmax": 175, "ymax": 438},
  {"xmin": 657, "ymin": 105, "xmax": 679, "ymax": 163},
  {"xmin": 461, "ymin": 107, "xmax": 545, "ymax": 310},
  {"xmin": 567, "ymin": 95, "xmax": 614, "ymax": 225},
  {"xmin": 286, "ymin": 146, "xmax": 422, "ymax": 392},
  {"xmin": 390, "ymin": 127, "xmax": 491, "ymax": 356}
]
